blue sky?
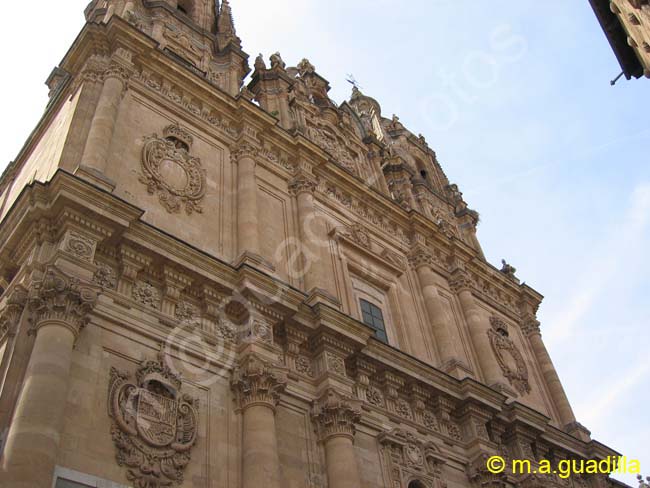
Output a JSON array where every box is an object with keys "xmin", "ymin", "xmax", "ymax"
[{"xmin": 1, "ymin": 1, "xmax": 648, "ymax": 484}]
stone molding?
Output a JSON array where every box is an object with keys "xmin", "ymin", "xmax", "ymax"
[
  {"xmin": 27, "ymin": 266, "xmax": 99, "ymax": 340},
  {"xmin": 231, "ymin": 355, "xmax": 287, "ymax": 411},
  {"xmin": 312, "ymin": 389, "xmax": 361, "ymax": 442},
  {"xmin": 288, "ymin": 171, "xmax": 318, "ymax": 197}
]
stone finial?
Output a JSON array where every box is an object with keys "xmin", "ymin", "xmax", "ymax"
[
  {"xmin": 216, "ymin": 0, "xmax": 242, "ymax": 50},
  {"xmin": 312, "ymin": 389, "xmax": 361, "ymax": 441},
  {"xmin": 27, "ymin": 266, "xmax": 99, "ymax": 339},
  {"xmin": 231, "ymin": 355, "xmax": 287, "ymax": 411}
]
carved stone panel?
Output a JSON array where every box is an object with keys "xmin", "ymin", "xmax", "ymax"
[
  {"xmin": 488, "ymin": 317, "xmax": 531, "ymax": 396},
  {"xmin": 108, "ymin": 353, "xmax": 199, "ymax": 488},
  {"xmin": 378, "ymin": 428, "xmax": 448, "ymax": 488},
  {"xmin": 140, "ymin": 124, "xmax": 206, "ymax": 215}
]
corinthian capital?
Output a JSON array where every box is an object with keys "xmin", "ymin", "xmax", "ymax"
[
  {"xmin": 231, "ymin": 140, "xmax": 259, "ymax": 164},
  {"xmin": 449, "ymin": 268, "xmax": 473, "ymax": 294},
  {"xmin": 520, "ymin": 314, "xmax": 541, "ymax": 337},
  {"xmin": 27, "ymin": 266, "xmax": 99, "ymax": 339},
  {"xmin": 0, "ymin": 285, "xmax": 28, "ymax": 339},
  {"xmin": 231, "ymin": 355, "xmax": 287, "ymax": 411},
  {"xmin": 103, "ymin": 62, "xmax": 131, "ymax": 86},
  {"xmin": 312, "ymin": 389, "xmax": 362, "ymax": 441},
  {"xmin": 288, "ymin": 171, "xmax": 317, "ymax": 197},
  {"xmin": 407, "ymin": 246, "xmax": 434, "ymax": 270}
]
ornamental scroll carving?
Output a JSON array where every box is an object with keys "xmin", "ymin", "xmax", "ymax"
[
  {"xmin": 108, "ymin": 353, "xmax": 199, "ymax": 488},
  {"xmin": 378, "ymin": 428, "xmax": 448, "ymax": 488},
  {"xmin": 488, "ymin": 316, "xmax": 531, "ymax": 396},
  {"xmin": 140, "ymin": 124, "xmax": 206, "ymax": 215}
]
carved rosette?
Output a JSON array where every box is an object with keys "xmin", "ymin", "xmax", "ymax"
[
  {"xmin": 27, "ymin": 267, "xmax": 99, "ymax": 339},
  {"xmin": 488, "ymin": 317, "xmax": 531, "ymax": 396},
  {"xmin": 231, "ymin": 355, "xmax": 287, "ymax": 411},
  {"xmin": 0, "ymin": 286, "xmax": 28, "ymax": 340},
  {"xmin": 312, "ymin": 389, "xmax": 361, "ymax": 442},
  {"xmin": 108, "ymin": 353, "xmax": 199, "ymax": 488},
  {"xmin": 140, "ymin": 124, "xmax": 206, "ymax": 215}
]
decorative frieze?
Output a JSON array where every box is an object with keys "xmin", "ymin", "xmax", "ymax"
[
  {"xmin": 108, "ymin": 352, "xmax": 199, "ymax": 488},
  {"xmin": 132, "ymin": 281, "xmax": 161, "ymax": 310},
  {"xmin": 93, "ymin": 263, "xmax": 117, "ymax": 290}
]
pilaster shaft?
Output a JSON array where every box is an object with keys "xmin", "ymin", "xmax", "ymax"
[
  {"xmin": 451, "ymin": 270, "xmax": 504, "ymax": 389},
  {"xmin": 79, "ymin": 65, "xmax": 128, "ymax": 188},
  {"xmin": 409, "ymin": 248, "xmax": 462, "ymax": 369},
  {"xmin": 2, "ymin": 267, "xmax": 97, "ymax": 487},
  {"xmin": 235, "ymin": 145, "xmax": 261, "ymax": 258},
  {"xmin": 523, "ymin": 318, "xmax": 576, "ymax": 427}
]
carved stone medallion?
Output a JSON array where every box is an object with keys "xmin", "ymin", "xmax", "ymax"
[
  {"xmin": 140, "ymin": 124, "xmax": 206, "ymax": 215},
  {"xmin": 108, "ymin": 353, "xmax": 199, "ymax": 488},
  {"xmin": 488, "ymin": 316, "xmax": 531, "ymax": 396}
]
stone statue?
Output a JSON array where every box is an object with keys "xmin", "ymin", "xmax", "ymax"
[
  {"xmin": 298, "ymin": 58, "xmax": 316, "ymax": 76},
  {"xmin": 500, "ymin": 259, "xmax": 518, "ymax": 281},
  {"xmin": 270, "ymin": 52, "xmax": 286, "ymax": 70},
  {"xmin": 254, "ymin": 53, "xmax": 266, "ymax": 71}
]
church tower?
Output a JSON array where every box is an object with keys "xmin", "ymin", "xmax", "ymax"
[{"xmin": 0, "ymin": 2, "xmax": 629, "ymax": 487}]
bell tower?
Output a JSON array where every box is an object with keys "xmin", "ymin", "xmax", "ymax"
[{"xmin": 84, "ymin": 0, "xmax": 249, "ymax": 96}]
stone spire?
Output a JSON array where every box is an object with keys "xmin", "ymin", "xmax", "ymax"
[{"xmin": 216, "ymin": 0, "xmax": 242, "ymax": 51}]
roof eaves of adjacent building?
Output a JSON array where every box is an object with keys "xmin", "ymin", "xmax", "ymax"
[{"xmin": 589, "ymin": 0, "xmax": 644, "ymax": 79}]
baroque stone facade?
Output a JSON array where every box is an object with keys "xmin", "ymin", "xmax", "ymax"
[{"xmin": 0, "ymin": 1, "xmax": 630, "ymax": 487}]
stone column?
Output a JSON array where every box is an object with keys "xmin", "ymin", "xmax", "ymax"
[
  {"xmin": 1, "ymin": 267, "xmax": 98, "ymax": 487},
  {"xmin": 289, "ymin": 171, "xmax": 339, "ymax": 307},
  {"xmin": 231, "ymin": 355, "xmax": 287, "ymax": 488},
  {"xmin": 522, "ymin": 316, "xmax": 577, "ymax": 428},
  {"xmin": 312, "ymin": 390, "xmax": 362, "ymax": 488},
  {"xmin": 78, "ymin": 64, "xmax": 129, "ymax": 190},
  {"xmin": 450, "ymin": 268, "xmax": 506, "ymax": 390},
  {"xmin": 409, "ymin": 247, "xmax": 465, "ymax": 374}
]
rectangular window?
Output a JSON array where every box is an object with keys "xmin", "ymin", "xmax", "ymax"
[{"xmin": 359, "ymin": 299, "xmax": 388, "ymax": 343}]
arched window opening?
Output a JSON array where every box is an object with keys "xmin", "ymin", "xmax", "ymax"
[
  {"xmin": 176, "ymin": 0, "xmax": 192, "ymax": 17},
  {"xmin": 408, "ymin": 481, "xmax": 427, "ymax": 488}
]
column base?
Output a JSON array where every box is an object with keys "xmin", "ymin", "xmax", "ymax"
[
  {"xmin": 75, "ymin": 164, "xmax": 116, "ymax": 192},
  {"xmin": 305, "ymin": 288, "xmax": 341, "ymax": 309},
  {"xmin": 234, "ymin": 252, "xmax": 276, "ymax": 275}
]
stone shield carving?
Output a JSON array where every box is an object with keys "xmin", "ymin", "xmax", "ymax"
[
  {"xmin": 488, "ymin": 316, "xmax": 531, "ymax": 396},
  {"xmin": 140, "ymin": 124, "xmax": 206, "ymax": 215},
  {"xmin": 108, "ymin": 354, "xmax": 199, "ymax": 488}
]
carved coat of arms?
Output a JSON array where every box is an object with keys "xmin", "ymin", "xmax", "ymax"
[
  {"xmin": 108, "ymin": 354, "xmax": 199, "ymax": 488},
  {"xmin": 488, "ymin": 316, "xmax": 531, "ymax": 396},
  {"xmin": 140, "ymin": 124, "xmax": 206, "ymax": 215}
]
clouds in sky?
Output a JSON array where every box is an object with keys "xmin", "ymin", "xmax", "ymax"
[{"xmin": 0, "ymin": 1, "xmax": 647, "ymax": 484}]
